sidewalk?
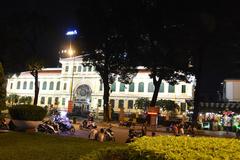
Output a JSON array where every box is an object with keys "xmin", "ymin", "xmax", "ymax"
[{"xmin": 76, "ymin": 119, "xmax": 237, "ymax": 138}]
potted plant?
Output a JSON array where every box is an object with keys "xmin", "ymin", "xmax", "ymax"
[{"xmin": 8, "ymin": 105, "xmax": 47, "ymax": 131}]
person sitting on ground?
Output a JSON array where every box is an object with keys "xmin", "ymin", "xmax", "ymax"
[
  {"xmin": 89, "ymin": 126, "xmax": 98, "ymax": 140},
  {"xmin": 172, "ymin": 123, "xmax": 179, "ymax": 136},
  {"xmin": 179, "ymin": 122, "xmax": 184, "ymax": 135},
  {"xmin": 98, "ymin": 128, "xmax": 105, "ymax": 143}
]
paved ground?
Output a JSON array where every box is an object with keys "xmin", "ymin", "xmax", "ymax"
[{"xmin": 65, "ymin": 120, "xmax": 237, "ymax": 143}]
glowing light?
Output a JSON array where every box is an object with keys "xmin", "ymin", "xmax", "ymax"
[
  {"xmin": 68, "ymin": 49, "xmax": 74, "ymax": 56},
  {"xmin": 66, "ymin": 30, "xmax": 78, "ymax": 36}
]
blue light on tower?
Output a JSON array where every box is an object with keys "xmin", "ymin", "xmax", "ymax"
[{"xmin": 66, "ymin": 30, "xmax": 78, "ymax": 36}]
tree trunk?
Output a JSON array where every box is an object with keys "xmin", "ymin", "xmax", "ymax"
[
  {"xmin": 192, "ymin": 44, "xmax": 204, "ymax": 126},
  {"xmin": 103, "ymin": 78, "xmax": 110, "ymax": 122},
  {"xmin": 150, "ymin": 76, "xmax": 162, "ymax": 107},
  {"xmin": 33, "ymin": 70, "xmax": 39, "ymax": 106}
]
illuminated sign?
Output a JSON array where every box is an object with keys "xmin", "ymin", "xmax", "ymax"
[
  {"xmin": 66, "ymin": 30, "xmax": 78, "ymax": 36},
  {"xmin": 147, "ymin": 112, "xmax": 158, "ymax": 115}
]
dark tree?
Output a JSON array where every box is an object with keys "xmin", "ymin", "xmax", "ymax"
[
  {"xmin": 0, "ymin": 62, "xmax": 6, "ymax": 112},
  {"xmin": 28, "ymin": 61, "xmax": 43, "ymax": 106},
  {"xmin": 82, "ymin": 35, "xmax": 136, "ymax": 121}
]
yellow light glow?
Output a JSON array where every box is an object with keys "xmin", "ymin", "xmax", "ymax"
[{"xmin": 68, "ymin": 48, "xmax": 74, "ymax": 56}]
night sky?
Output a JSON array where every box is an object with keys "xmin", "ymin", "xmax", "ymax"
[{"xmin": 0, "ymin": 0, "xmax": 239, "ymax": 101}]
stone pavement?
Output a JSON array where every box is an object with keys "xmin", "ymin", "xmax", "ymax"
[{"xmin": 71, "ymin": 119, "xmax": 237, "ymax": 143}]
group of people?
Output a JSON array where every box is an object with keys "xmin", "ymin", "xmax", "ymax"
[
  {"xmin": 169, "ymin": 121, "xmax": 197, "ymax": 136},
  {"xmin": 88, "ymin": 126, "xmax": 105, "ymax": 142},
  {"xmin": 88, "ymin": 124, "xmax": 115, "ymax": 142}
]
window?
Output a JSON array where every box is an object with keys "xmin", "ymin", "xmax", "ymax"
[
  {"xmin": 181, "ymin": 103, "xmax": 186, "ymax": 112},
  {"xmin": 98, "ymin": 99, "xmax": 102, "ymax": 107},
  {"xmin": 83, "ymin": 66, "xmax": 87, "ymax": 72},
  {"xmin": 73, "ymin": 66, "xmax": 77, "ymax": 72},
  {"xmin": 40, "ymin": 97, "xmax": 45, "ymax": 104},
  {"xmin": 78, "ymin": 66, "xmax": 82, "ymax": 72},
  {"xmin": 159, "ymin": 83, "xmax": 164, "ymax": 93},
  {"xmin": 119, "ymin": 100, "xmax": 124, "ymax": 108},
  {"xmin": 62, "ymin": 98, "xmax": 66, "ymax": 105},
  {"xmin": 65, "ymin": 66, "xmax": 69, "ymax": 72},
  {"xmin": 99, "ymin": 82, "xmax": 103, "ymax": 91},
  {"xmin": 120, "ymin": 83, "xmax": 125, "ymax": 92},
  {"xmin": 56, "ymin": 81, "xmax": 60, "ymax": 90},
  {"xmin": 182, "ymin": 85, "xmax": 186, "ymax": 93},
  {"xmin": 148, "ymin": 82, "xmax": 154, "ymax": 92},
  {"xmin": 17, "ymin": 81, "xmax": 21, "ymax": 89},
  {"xmin": 23, "ymin": 81, "xmax": 27, "ymax": 89},
  {"xmin": 129, "ymin": 83, "xmax": 134, "ymax": 92},
  {"xmin": 63, "ymin": 83, "xmax": 67, "ymax": 90},
  {"xmin": 47, "ymin": 97, "xmax": 52, "ymax": 105},
  {"xmin": 10, "ymin": 83, "xmax": 13, "ymax": 89},
  {"xmin": 54, "ymin": 97, "xmax": 59, "ymax": 105},
  {"xmin": 88, "ymin": 66, "xmax": 92, "ymax": 72},
  {"xmin": 42, "ymin": 81, "xmax": 47, "ymax": 90},
  {"xmin": 128, "ymin": 100, "xmax": 134, "ymax": 109},
  {"xmin": 29, "ymin": 81, "xmax": 33, "ymax": 90},
  {"xmin": 138, "ymin": 82, "xmax": 144, "ymax": 92},
  {"xmin": 111, "ymin": 82, "xmax": 116, "ymax": 92},
  {"xmin": 110, "ymin": 99, "xmax": 115, "ymax": 108},
  {"xmin": 49, "ymin": 82, "xmax": 54, "ymax": 90},
  {"xmin": 168, "ymin": 84, "xmax": 175, "ymax": 93}
]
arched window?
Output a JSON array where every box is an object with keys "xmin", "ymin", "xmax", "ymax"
[
  {"xmin": 23, "ymin": 81, "xmax": 27, "ymax": 89},
  {"xmin": 49, "ymin": 82, "xmax": 54, "ymax": 90},
  {"xmin": 168, "ymin": 84, "xmax": 175, "ymax": 93},
  {"xmin": 17, "ymin": 81, "xmax": 21, "ymax": 89},
  {"xmin": 65, "ymin": 66, "xmax": 69, "ymax": 72},
  {"xmin": 148, "ymin": 82, "xmax": 154, "ymax": 92},
  {"xmin": 88, "ymin": 66, "xmax": 92, "ymax": 72},
  {"xmin": 56, "ymin": 81, "xmax": 60, "ymax": 90},
  {"xmin": 29, "ymin": 81, "xmax": 33, "ymax": 90},
  {"xmin": 138, "ymin": 82, "xmax": 144, "ymax": 92},
  {"xmin": 42, "ymin": 81, "xmax": 47, "ymax": 90},
  {"xmin": 119, "ymin": 83, "xmax": 125, "ymax": 92},
  {"xmin": 129, "ymin": 83, "xmax": 134, "ymax": 92},
  {"xmin": 63, "ymin": 83, "xmax": 67, "ymax": 90},
  {"xmin": 78, "ymin": 66, "xmax": 82, "ymax": 72},
  {"xmin": 99, "ymin": 81, "xmax": 103, "ymax": 91},
  {"xmin": 111, "ymin": 82, "xmax": 116, "ymax": 92},
  {"xmin": 159, "ymin": 83, "xmax": 164, "ymax": 92}
]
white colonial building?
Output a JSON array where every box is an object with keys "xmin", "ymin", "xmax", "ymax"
[
  {"xmin": 223, "ymin": 79, "xmax": 240, "ymax": 102},
  {"xmin": 6, "ymin": 56, "xmax": 194, "ymax": 113}
]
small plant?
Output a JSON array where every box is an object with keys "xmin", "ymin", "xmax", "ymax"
[{"xmin": 9, "ymin": 105, "xmax": 47, "ymax": 121}]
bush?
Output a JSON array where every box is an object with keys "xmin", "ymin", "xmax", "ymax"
[
  {"xmin": 9, "ymin": 105, "xmax": 47, "ymax": 121},
  {"xmin": 81, "ymin": 136, "xmax": 240, "ymax": 160}
]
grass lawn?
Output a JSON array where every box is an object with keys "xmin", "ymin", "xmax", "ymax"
[{"xmin": 0, "ymin": 131, "xmax": 126, "ymax": 160}]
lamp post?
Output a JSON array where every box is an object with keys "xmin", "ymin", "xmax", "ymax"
[{"xmin": 66, "ymin": 30, "xmax": 77, "ymax": 113}]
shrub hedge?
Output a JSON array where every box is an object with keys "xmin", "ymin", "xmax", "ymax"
[
  {"xmin": 9, "ymin": 105, "xmax": 47, "ymax": 121},
  {"xmin": 80, "ymin": 136, "xmax": 240, "ymax": 160}
]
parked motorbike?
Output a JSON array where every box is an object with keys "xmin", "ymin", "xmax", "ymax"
[
  {"xmin": 37, "ymin": 120, "xmax": 59, "ymax": 134},
  {"xmin": 126, "ymin": 128, "xmax": 143, "ymax": 143},
  {"xmin": 0, "ymin": 118, "xmax": 8, "ymax": 130},
  {"xmin": 54, "ymin": 116, "xmax": 75, "ymax": 134},
  {"xmin": 104, "ymin": 127, "xmax": 115, "ymax": 142},
  {"xmin": 119, "ymin": 120, "xmax": 132, "ymax": 127},
  {"xmin": 80, "ymin": 120, "xmax": 96, "ymax": 129}
]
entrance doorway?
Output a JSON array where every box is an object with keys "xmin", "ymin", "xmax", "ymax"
[{"xmin": 74, "ymin": 84, "xmax": 92, "ymax": 112}]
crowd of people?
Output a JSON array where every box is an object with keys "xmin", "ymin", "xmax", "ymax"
[{"xmin": 168, "ymin": 121, "xmax": 197, "ymax": 137}]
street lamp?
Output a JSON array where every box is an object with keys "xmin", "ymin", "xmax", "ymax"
[{"xmin": 66, "ymin": 29, "xmax": 77, "ymax": 113}]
